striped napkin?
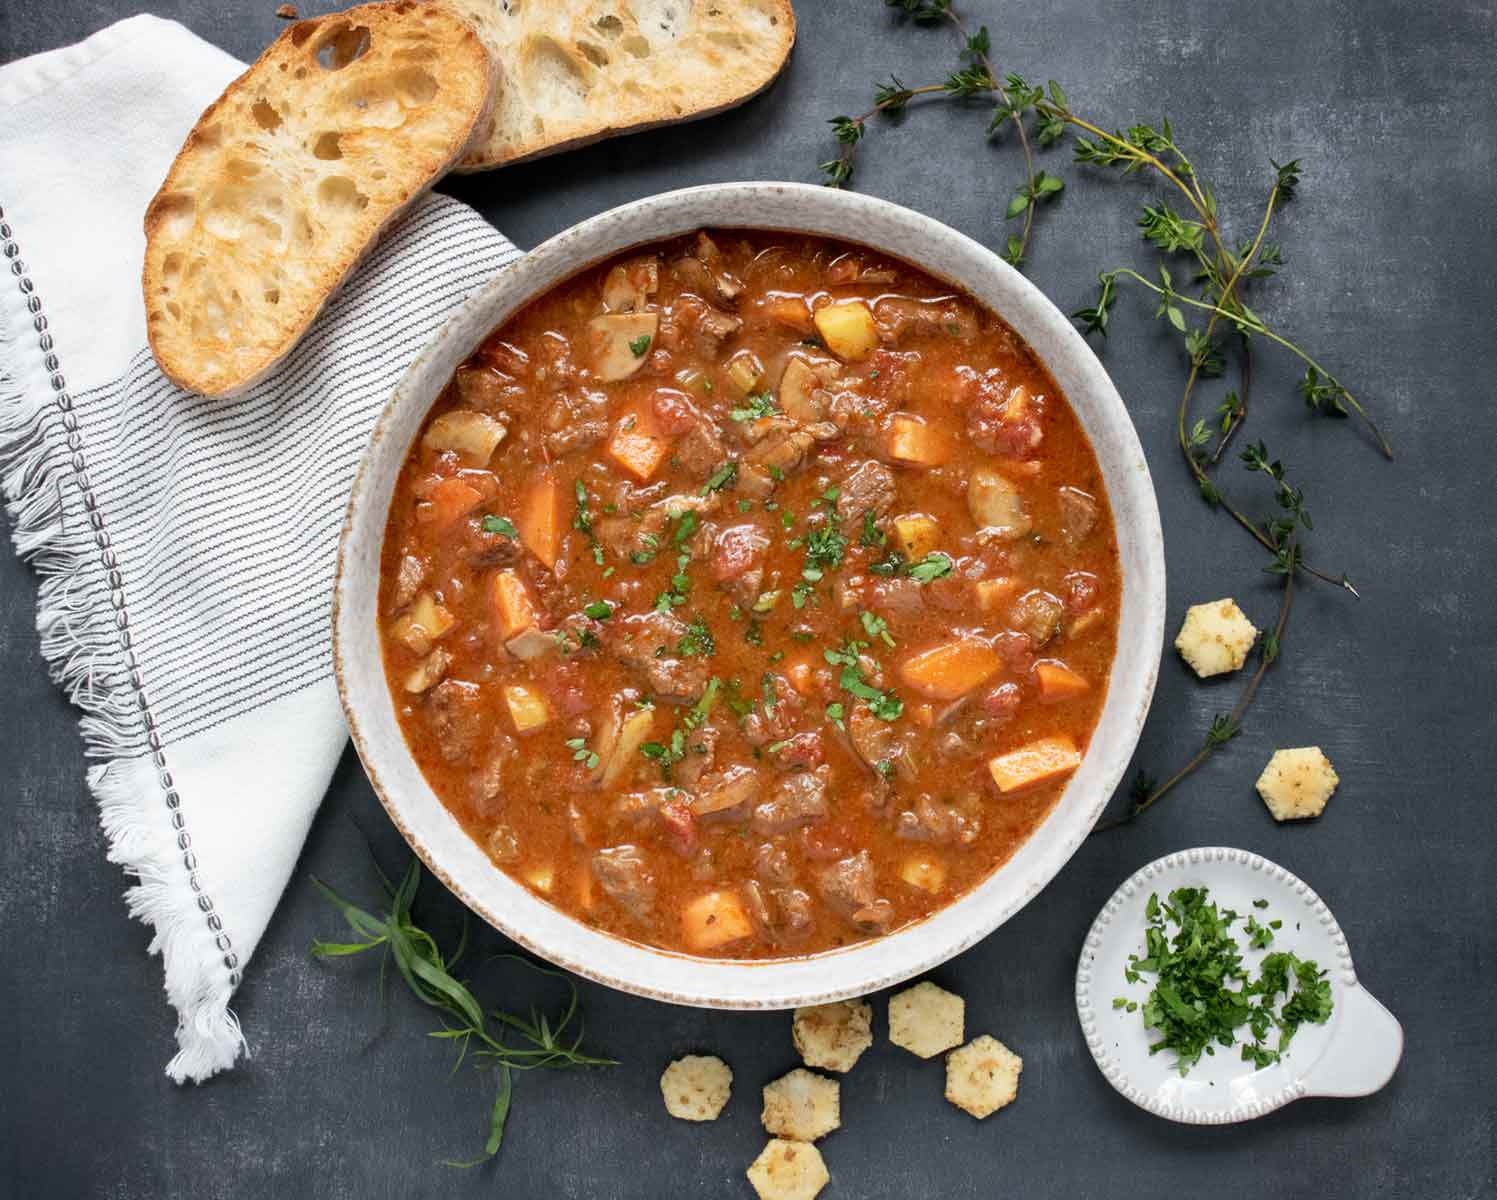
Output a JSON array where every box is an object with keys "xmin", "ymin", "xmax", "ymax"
[{"xmin": 0, "ymin": 15, "xmax": 519, "ymax": 1081}]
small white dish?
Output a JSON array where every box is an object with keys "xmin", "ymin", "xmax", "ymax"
[{"xmin": 1076, "ymin": 846, "xmax": 1402, "ymax": 1123}]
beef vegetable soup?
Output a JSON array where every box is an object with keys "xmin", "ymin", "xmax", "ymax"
[{"xmin": 379, "ymin": 230, "xmax": 1120, "ymax": 959}]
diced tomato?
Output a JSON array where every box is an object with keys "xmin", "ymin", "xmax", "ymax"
[
  {"xmin": 769, "ymin": 732, "xmax": 825, "ymax": 771},
  {"xmin": 711, "ymin": 524, "xmax": 769, "ymax": 581},
  {"xmin": 1065, "ymin": 571, "xmax": 1101, "ymax": 614},
  {"xmin": 994, "ymin": 631, "xmax": 1034, "ymax": 674},
  {"xmin": 658, "ymin": 801, "xmax": 698, "ymax": 857},
  {"xmin": 650, "ymin": 388, "xmax": 697, "ymax": 435},
  {"xmin": 981, "ymin": 681, "xmax": 1022, "ymax": 723}
]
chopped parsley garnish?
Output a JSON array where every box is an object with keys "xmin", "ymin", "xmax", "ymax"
[
  {"xmin": 1119, "ymin": 887, "xmax": 1334, "ymax": 1075},
  {"xmin": 572, "ymin": 480, "xmax": 593, "ymax": 536},
  {"xmin": 627, "ymin": 334, "xmax": 652, "ymax": 357},
  {"xmin": 582, "ymin": 600, "xmax": 614, "ymax": 621},
  {"xmin": 868, "ymin": 550, "xmax": 906, "ymax": 577},
  {"xmin": 701, "ymin": 460, "xmax": 739, "ymax": 495},
  {"xmin": 640, "ymin": 728, "xmax": 686, "ymax": 779},
  {"xmin": 676, "ymin": 617, "xmax": 715, "ymax": 658},
  {"xmin": 767, "ymin": 465, "xmax": 786, "ymax": 482},
  {"xmin": 684, "ymin": 676, "xmax": 721, "ymax": 731},
  {"xmin": 860, "ymin": 510, "xmax": 886, "ymax": 547},
  {"xmin": 825, "ymin": 701, "xmax": 846, "ymax": 731},
  {"xmin": 859, "ymin": 610, "xmax": 895, "ymax": 647},
  {"xmin": 825, "ymin": 638, "xmax": 903, "ymax": 722},
  {"xmin": 737, "ymin": 499, "xmax": 754, "ymax": 513},
  {"xmin": 730, "ymin": 392, "xmax": 778, "ymax": 422},
  {"xmin": 481, "ymin": 514, "xmax": 519, "ymax": 538},
  {"xmin": 744, "ymin": 619, "xmax": 764, "ymax": 647},
  {"xmin": 564, "ymin": 736, "xmax": 600, "ymax": 770},
  {"xmin": 907, "ymin": 552, "xmax": 955, "ymax": 584}
]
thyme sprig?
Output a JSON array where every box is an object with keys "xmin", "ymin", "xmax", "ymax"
[
  {"xmin": 312, "ymin": 859, "xmax": 615, "ymax": 1166},
  {"xmin": 820, "ymin": 3, "xmax": 1393, "ymax": 825}
]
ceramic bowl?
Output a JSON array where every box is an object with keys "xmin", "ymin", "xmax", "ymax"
[
  {"xmin": 333, "ymin": 181, "xmax": 1167, "ymax": 1009},
  {"xmin": 1076, "ymin": 846, "xmax": 1402, "ymax": 1122}
]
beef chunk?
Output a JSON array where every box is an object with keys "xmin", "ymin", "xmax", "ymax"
[
  {"xmin": 425, "ymin": 680, "xmax": 482, "ymax": 765},
  {"xmin": 690, "ymin": 764, "xmax": 760, "ymax": 820},
  {"xmin": 752, "ymin": 766, "xmax": 830, "ymax": 834},
  {"xmin": 543, "ymin": 389, "xmax": 609, "ymax": 458},
  {"xmin": 592, "ymin": 845, "xmax": 656, "ymax": 922},
  {"xmin": 896, "ymin": 793, "xmax": 983, "ymax": 845},
  {"xmin": 816, "ymin": 850, "xmax": 894, "ymax": 934},
  {"xmin": 742, "ymin": 674, "xmax": 803, "ymax": 746},
  {"xmin": 391, "ymin": 553, "xmax": 428, "ymax": 610},
  {"xmin": 674, "ymin": 723, "xmax": 719, "ymax": 789},
  {"xmin": 836, "ymin": 461, "xmax": 896, "ymax": 523},
  {"xmin": 1058, "ymin": 486, "xmax": 1100, "ymax": 544},
  {"xmin": 746, "ymin": 426, "xmax": 815, "ymax": 476},
  {"xmin": 606, "ymin": 611, "xmax": 712, "ymax": 703},
  {"xmin": 675, "ymin": 419, "xmax": 728, "ymax": 477}
]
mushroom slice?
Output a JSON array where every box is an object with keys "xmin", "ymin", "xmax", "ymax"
[
  {"xmin": 422, "ymin": 410, "xmax": 507, "ymax": 464},
  {"xmin": 587, "ymin": 312, "xmax": 659, "ymax": 382},
  {"xmin": 602, "ymin": 256, "xmax": 660, "ymax": 313}
]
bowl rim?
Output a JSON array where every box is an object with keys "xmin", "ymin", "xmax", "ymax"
[{"xmin": 333, "ymin": 180, "xmax": 1166, "ymax": 1009}]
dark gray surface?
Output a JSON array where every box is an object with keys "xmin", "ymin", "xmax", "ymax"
[{"xmin": 2, "ymin": 1, "xmax": 1494, "ymax": 1196}]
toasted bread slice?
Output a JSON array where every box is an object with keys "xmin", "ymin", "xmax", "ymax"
[
  {"xmin": 143, "ymin": 2, "xmax": 497, "ymax": 396},
  {"xmin": 444, "ymin": 0, "xmax": 795, "ymax": 171}
]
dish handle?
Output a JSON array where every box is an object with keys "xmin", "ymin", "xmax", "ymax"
[{"xmin": 1301, "ymin": 979, "xmax": 1403, "ymax": 1098}]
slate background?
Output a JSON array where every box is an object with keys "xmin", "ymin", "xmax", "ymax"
[{"xmin": 2, "ymin": 1, "xmax": 1494, "ymax": 1196}]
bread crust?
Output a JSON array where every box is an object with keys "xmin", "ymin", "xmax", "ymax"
[
  {"xmin": 143, "ymin": 1, "xmax": 498, "ymax": 397},
  {"xmin": 445, "ymin": 0, "xmax": 796, "ymax": 172}
]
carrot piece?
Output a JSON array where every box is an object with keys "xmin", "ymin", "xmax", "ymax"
[
  {"xmin": 987, "ymin": 735, "xmax": 1081, "ymax": 793},
  {"xmin": 490, "ymin": 569, "xmax": 541, "ymax": 641},
  {"xmin": 681, "ymin": 889, "xmax": 755, "ymax": 952},
  {"xmin": 898, "ymin": 638, "xmax": 1002, "ymax": 700},
  {"xmin": 607, "ymin": 401, "xmax": 675, "ymax": 482},
  {"xmin": 885, "ymin": 413, "xmax": 950, "ymax": 467},
  {"xmin": 421, "ymin": 476, "xmax": 482, "ymax": 530},
  {"xmin": 1035, "ymin": 660, "xmax": 1090, "ymax": 702},
  {"xmin": 762, "ymin": 293, "xmax": 814, "ymax": 333},
  {"xmin": 516, "ymin": 473, "xmax": 562, "ymax": 569}
]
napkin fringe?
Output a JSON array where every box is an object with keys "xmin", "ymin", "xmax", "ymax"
[{"xmin": 0, "ymin": 299, "xmax": 245, "ymax": 1084}]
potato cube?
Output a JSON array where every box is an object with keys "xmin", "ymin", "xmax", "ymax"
[
  {"xmin": 813, "ymin": 299, "xmax": 879, "ymax": 361},
  {"xmin": 1174, "ymin": 598, "xmax": 1259, "ymax": 678},
  {"xmin": 587, "ymin": 311, "xmax": 658, "ymax": 381},
  {"xmin": 1002, "ymin": 384, "xmax": 1032, "ymax": 423},
  {"xmin": 489, "ymin": 569, "xmax": 541, "ymax": 641},
  {"xmin": 898, "ymin": 638, "xmax": 1001, "ymax": 701},
  {"xmin": 1034, "ymin": 660, "xmax": 1090, "ymax": 702},
  {"xmin": 681, "ymin": 889, "xmax": 755, "ymax": 952},
  {"xmin": 974, "ymin": 576, "xmax": 1018, "ymax": 613},
  {"xmin": 516, "ymin": 474, "xmax": 562, "ymax": 569},
  {"xmin": 660, "ymin": 1054, "xmax": 733, "ymax": 1122},
  {"xmin": 945, "ymin": 1035, "xmax": 1022, "ymax": 1119},
  {"xmin": 502, "ymin": 683, "xmax": 550, "ymax": 733},
  {"xmin": 390, "ymin": 591, "xmax": 455, "ymax": 655},
  {"xmin": 607, "ymin": 401, "xmax": 676, "ymax": 482},
  {"xmin": 422, "ymin": 409, "xmax": 507, "ymax": 464},
  {"xmin": 899, "ymin": 854, "xmax": 946, "ymax": 894},
  {"xmin": 888, "ymin": 980, "xmax": 964, "ymax": 1059},
  {"xmin": 746, "ymin": 1139, "xmax": 830, "ymax": 1200},
  {"xmin": 987, "ymin": 735, "xmax": 1081, "ymax": 794},
  {"xmin": 1256, "ymin": 746, "xmax": 1339, "ymax": 821},
  {"xmin": 792, "ymin": 1000, "xmax": 873, "ymax": 1073},
  {"xmin": 892, "ymin": 514, "xmax": 940, "ymax": 561},
  {"xmin": 885, "ymin": 413, "xmax": 950, "ymax": 467},
  {"xmin": 761, "ymin": 1068, "xmax": 840, "ymax": 1142}
]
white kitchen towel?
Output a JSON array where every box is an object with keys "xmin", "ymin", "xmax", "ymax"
[{"xmin": 0, "ymin": 15, "xmax": 520, "ymax": 1081}]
